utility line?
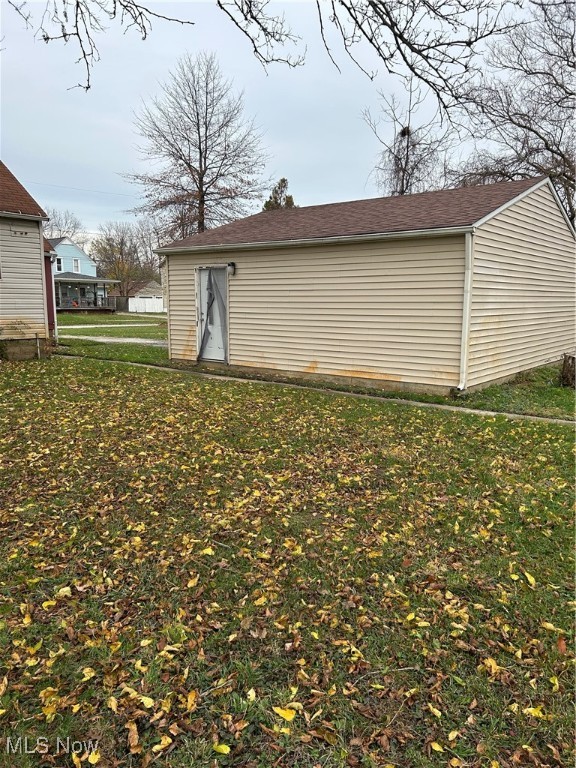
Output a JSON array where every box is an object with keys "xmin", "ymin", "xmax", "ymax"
[{"xmin": 25, "ymin": 180, "xmax": 135, "ymax": 198}]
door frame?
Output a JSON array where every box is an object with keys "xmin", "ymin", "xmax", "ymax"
[{"xmin": 195, "ymin": 264, "xmax": 230, "ymax": 363}]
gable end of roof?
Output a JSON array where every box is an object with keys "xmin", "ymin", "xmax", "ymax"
[{"xmin": 472, "ymin": 177, "xmax": 575, "ymax": 236}]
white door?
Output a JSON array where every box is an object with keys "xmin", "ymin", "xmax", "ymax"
[{"xmin": 197, "ymin": 267, "xmax": 228, "ymax": 362}]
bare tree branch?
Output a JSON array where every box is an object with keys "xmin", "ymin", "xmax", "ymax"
[
  {"xmin": 7, "ymin": 0, "xmax": 195, "ymax": 90},
  {"xmin": 44, "ymin": 207, "xmax": 88, "ymax": 247},
  {"xmin": 7, "ymin": 0, "xmax": 521, "ymax": 101},
  {"xmin": 453, "ymin": 0, "xmax": 575, "ymax": 221},
  {"xmin": 364, "ymin": 80, "xmax": 455, "ymax": 195}
]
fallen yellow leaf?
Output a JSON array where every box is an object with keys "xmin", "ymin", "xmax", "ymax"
[
  {"xmin": 125, "ymin": 720, "xmax": 139, "ymax": 750},
  {"xmin": 273, "ymin": 706, "xmax": 296, "ymax": 722},
  {"xmin": 152, "ymin": 734, "xmax": 173, "ymax": 752},
  {"xmin": 254, "ymin": 595, "xmax": 267, "ymax": 606},
  {"xmin": 523, "ymin": 571, "xmax": 536, "ymax": 587},
  {"xmin": 541, "ymin": 621, "xmax": 563, "ymax": 632}
]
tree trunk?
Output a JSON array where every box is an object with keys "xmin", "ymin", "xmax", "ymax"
[
  {"xmin": 559, "ymin": 353, "xmax": 575, "ymax": 388},
  {"xmin": 198, "ymin": 191, "xmax": 206, "ymax": 233}
]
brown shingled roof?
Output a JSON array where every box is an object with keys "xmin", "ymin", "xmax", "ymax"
[
  {"xmin": 160, "ymin": 177, "xmax": 546, "ymax": 251},
  {"xmin": 0, "ymin": 161, "xmax": 47, "ymax": 219}
]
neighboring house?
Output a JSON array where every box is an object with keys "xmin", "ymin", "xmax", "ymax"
[
  {"xmin": 0, "ymin": 161, "xmax": 51, "ymax": 360},
  {"xmin": 43, "ymin": 239, "xmax": 57, "ymax": 339},
  {"xmin": 108, "ymin": 280, "xmax": 163, "ymax": 299},
  {"xmin": 49, "ymin": 237, "xmax": 118, "ymax": 308},
  {"xmin": 109, "ymin": 280, "xmax": 166, "ymax": 313},
  {"xmin": 158, "ymin": 177, "xmax": 575, "ymax": 394},
  {"xmin": 135, "ymin": 279, "xmax": 163, "ymax": 299}
]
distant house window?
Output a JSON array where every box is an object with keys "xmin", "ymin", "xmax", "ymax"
[
  {"xmin": 56, "ymin": 257, "xmax": 63, "ymax": 272},
  {"xmin": 73, "ymin": 258, "xmax": 80, "ymax": 273}
]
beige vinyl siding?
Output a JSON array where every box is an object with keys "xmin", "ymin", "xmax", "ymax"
[
  {"xmin": 0, "ymin": 218, "xmax": 47, "ymax": 340},
  {"xmin": 168, "ymin": 235, "xmax": 465, "ymax": 388},
  {"xmin": 167, "ymin": 253, "xmax": 196, "ymax": 360},
  {"xmin": 468, "ymin": 184, "xmax": 575, "ymax": 387}
]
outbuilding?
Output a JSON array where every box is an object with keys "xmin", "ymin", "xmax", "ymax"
[{"xmin": 158, "ymin": 177, "xmax": 575, "ymax": 393}]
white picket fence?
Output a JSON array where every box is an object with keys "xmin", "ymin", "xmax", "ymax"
[{"xmin": 128, "ymin": 297, "xmax": 166, "ymax": 313}]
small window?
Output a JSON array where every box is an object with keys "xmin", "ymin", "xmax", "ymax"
[
  {"xmin": 73, "ymin": 258, "xmax": 80, "ymax": 273},
  {"xmin": 56, "ymin": 257, "xmax": 63, "ymax": 272}
]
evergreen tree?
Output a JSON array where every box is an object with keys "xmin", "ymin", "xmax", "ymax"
[{"xmin": 263, "ymin": 178, "xmax": 296, "ymax": 211}]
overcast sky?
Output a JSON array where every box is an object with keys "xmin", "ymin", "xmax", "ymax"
[{"xmin": 1, "ymin": 2, "xmax": 414, "ymax": 234}]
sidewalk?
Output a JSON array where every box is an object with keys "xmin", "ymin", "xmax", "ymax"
[{"xmin": 59, "ymin": 334, "xmax": 168, "ymax": 347}]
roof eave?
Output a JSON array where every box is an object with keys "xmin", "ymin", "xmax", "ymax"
[
  {"xmin": 0, "ymin": 210, "xmax": 48, "ymax": 221},
  {"xmin": 54, "ymin": 276, "xmax": 120, "ymax": 284},
  {"xmin": 156, "ymin": 224, "xmax": 474, "ymax": 256}
]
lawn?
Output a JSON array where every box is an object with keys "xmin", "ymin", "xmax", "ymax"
[
  {"xmin": 57, "ymin": 337, "xmax": 169, "ymax": 366},
  {"xmin": 57, "ymin": 313, "xmax": 167, "ymax": 327},
  {"xmin": 55, "ymin": 335, "xmax": 574, "ymax": 420},
  {"xmin": 0, "ymin": 357, "xmax": 573, "ymax": 767},
  {"xmin": 457, "ymin": 365, "xmax": 574, "ymax": 420}
]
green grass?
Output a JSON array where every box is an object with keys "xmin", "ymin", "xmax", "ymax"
[
  {"xmin": 55, "ymin": 334, "xmax": 574, "ymax": 420},
  {"xmin": 0, "ymin": 356, "xmax": 573, "ymax": 767},
  {"xmin": 456, "ymin": 365, "xmax": 574, "ymax": 420},
  {"xmin": 57, "ymin": 337, "xmax": 169, "ymax": 365},
  {"xmin": 57, "ymin": 312, "xmax": 166, "ymax": 327},
  {"xmin": 60, "ymin": 323, "xmax": 167, "ymax": 340}
]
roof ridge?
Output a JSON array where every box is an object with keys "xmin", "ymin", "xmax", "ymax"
[
  {"xmin": 254, "ymin": 176, "xmax": 546, "ymax": 216},
  {"xmin": 159, "ymin": 176, "xmax": 549, "ymax": 252}
]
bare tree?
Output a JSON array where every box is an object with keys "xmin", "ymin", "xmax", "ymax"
[
  {"xmin": 7, "ymin": 0, "xmax": 519, "ymax": 103},
  {"xmin": 91, "ymin": 221, "xmax": 156, "ymax": 296},
  {"xmin": 132, "ymin": 218, "xmax": 165, "ymax": 276},
  {"xmin": 127, "ymin": 52, "xmax": 267, "ymax": 240},
  {"xmin": 44, "ymin": 207, "xmax": 87, "ymax": 246},
  {"xmin": 452, "ymin": 0, "xmax": 575, "ymax": 221},
  {"xmin": 364, "ymin": 83, "xmax": 454, "ymax": 196}
]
